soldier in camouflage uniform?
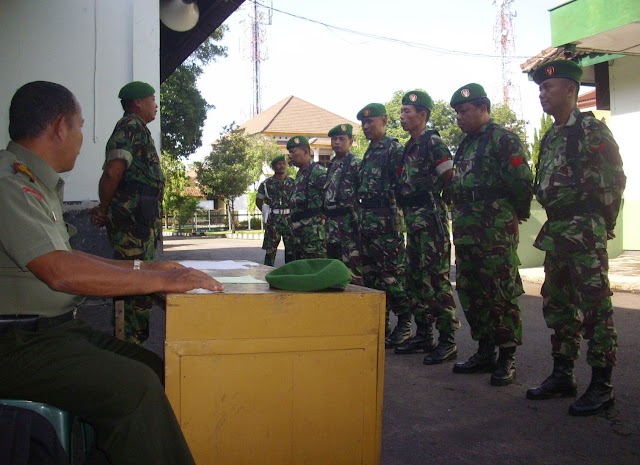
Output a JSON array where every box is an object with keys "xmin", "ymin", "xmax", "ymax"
[
  {"xmin": 394, "ymin": 90, "xmax": 460, "ymax": 365},
  {"xmin": 90, "ymin": 81, "xmax": 164, "ymax": 345},
  {"xmin": 449, "ymin": 83, "xmax": 533, "ymax": 386},
  {"xmin": 324, "ymin": 123, "xmax": 363, "ymax": 285},
  {"xmin": 287, "ymin": 136, "xmax": 327, "ymax": 259},
  {"xmin": 356, "ymin": 103, "xmax": 412, "ymax": 349},
  {"xmin": 525, "ymin": 60, "xmax": 626, "ymax": 416},
  {"xmin": 256, "ymin": 155, "xmax": 295, "ymax": 266}
]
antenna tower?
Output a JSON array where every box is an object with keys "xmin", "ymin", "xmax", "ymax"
[
  {"xmin": 493, "ymin": 0, "xmax": 516, "ymax": 106},
  {"xmin": 249, "ymin": 0, "xmax": 271, "ymax": 116}
]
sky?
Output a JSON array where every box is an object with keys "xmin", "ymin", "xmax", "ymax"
[{"xmin": 191, "ymin": 0, "xmax": 563, "ymax": 162}]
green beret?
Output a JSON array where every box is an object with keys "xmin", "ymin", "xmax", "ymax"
[
  {"xmin": 450, "ymin": 83, "xmax": 488, "ymax": 107},
  {"xmin": 265, "ymin": 259, "xmax": 352, "ymax": 292},
  {"xmin": 402, "ymin": 90, "xmax": 434, "ymax": 110},
  {"xmin": 328, "ymin": 123, "xmax": 353, "ymax": 138},
  {"xmin": 286, "ymin": 136, "xmax": 309, "ymax": 150},
  {"xmin": 532, "ymin": 59, "xmax": 583, "ymax": 85},
  {"xmin": 271, "ymin": 155, "xmax": 286, "ymax": 167},
  {"xmin": 118, "ymin": 81, "xmax": 155, "ymax": 100},
  {"xmin": 356, "ymin": 103, "xmax": 386, "ymax": 120}
]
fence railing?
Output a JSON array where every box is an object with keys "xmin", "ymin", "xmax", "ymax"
[{"xmin": 164, "ymin": 210, "xmax": 263, "ymax": 232}]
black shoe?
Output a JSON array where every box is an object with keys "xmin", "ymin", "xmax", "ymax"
[
  {"xmin": 490, "ymin": 347, "xmax": 516, "ymax": 386},
  {"xmin": 453, "ymin": 340, "xmax": 496, "ymax": 374},
  {"xmin": 395, "ymin": 323, "xmax": 436, "ymax": 354},
  {"xmin": 423, "ymin": 334, "xmax": 457, "ymax": 365},
  {"xmin": 385, "ymin": 315, "xmax": 412, "ymax": 348},
  {"xmin": 568, "ymin": 366, "xmax": 615, "ymax": 416},
  {"xmin": 526, "ymin": 357, "xmax": 577, "ymax": 400}
]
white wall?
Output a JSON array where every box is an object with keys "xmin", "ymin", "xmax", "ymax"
[
  {"xmin": 608, "ymin": 56, "xmax": 640, "ymax": 250},
  {"xmin": 0, "ymin": 0, "xmax": 160, "ymax": 202}
]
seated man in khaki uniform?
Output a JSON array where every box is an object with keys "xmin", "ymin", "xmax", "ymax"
[{"xmin": 0, "ymin": 81, "xmax": 223, "ymax": 465}]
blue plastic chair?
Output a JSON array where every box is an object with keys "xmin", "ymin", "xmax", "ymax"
[{"xmin": 0, "ymin": 399, "xmax": 93, "ymax": 462}]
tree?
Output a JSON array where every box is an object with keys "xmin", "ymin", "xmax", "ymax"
[
  {"xmin": 160, "ymin": 153, "xmax": 200, "ymax": 231},
  {"xmin": 194, "ymin": 124, "xmax": 262, "ymax": 232},
  {"xmin": 160, "ymin": 26, "xmax": 228, "ymax": 160},
  {"xmin": 531, "ymin": 113, "xmax": 553, "ymax": 171},
  {"xmin": 491, "ymin": 102, "xmax": 528, "ymax": 148}
]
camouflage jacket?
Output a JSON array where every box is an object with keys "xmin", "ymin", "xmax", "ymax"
[
  {"xmin": 534, "ymin": 109, "xmax": 626, "ymax": 252},
  {"xmin": 451, "ymin": 120, "xmax": 533, "ymax": 247},
  {"xmin": 291, "ymin": 161, "xmax": 327, "ymax": 225},
  {"xmin": 324, "ymin": 152, "xmax": 361, "ymax": 210},
  {"xmin": 358, "ymin": 135, "xmax": 403, "ymax": 202},
  {"xmin": 397, "ymin": 130, "xmax": 453, "ymax": 233},
  {"xmin": 105, "ymin": 113, "xmax": 165, "ymax": 228},
  {"xmin": 257, "ymin": 176, "xmax": 294, "ymax": 211}
]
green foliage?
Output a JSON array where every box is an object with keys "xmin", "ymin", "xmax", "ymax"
[
  {"xmin": 160, "ymin": 153, "xmax": 201, "ymax": 231},
  {"xmin": 248, "ymin": 136, "xmax": 283, "ymax": 177},
  {"xmin": 173, "ymin": 196, "xmax": 201, "ymax": 232},
  {"xmin": 195, "ymin": 123, "xmax": 265, "ymax": 232},
  {"xmin": 491, "ymin": 103, "xmax": 528, "ymax": 148},
  {"xmin": 531, "ymin": 113, "xmax": 554, "ymax": 170},
  {"xmin": 160, "ymin": 27, "xmax": 228, "ymax": 160}
]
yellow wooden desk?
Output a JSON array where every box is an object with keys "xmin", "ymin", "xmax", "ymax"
[{"xmin": 165, "ymin": 262, "xmax": 386, "ymax": 465}]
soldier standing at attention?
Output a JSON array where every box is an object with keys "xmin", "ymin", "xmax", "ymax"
[
  {"xmin": 90, "ymin": 81, "xmax": 164, "ymax": 346},
  {"xmin": 324, "ymin": 123, "xmax": 363, "ymax": 285},
  {"xmin": 526, "ymin": 60, "xmax": 625, "ymax": 416},
  {"xmin": 256, "ymin": 155, "xmax": 295, "ymax": 266},
  {"xmin": 449, "ymin": 83, "xmax": 533, "ymax": 386},
  {"xmin": 394, "ymin": 90, "xmax": 460, "ymax": 365},
  {"xmin": 287, "ymin": 136, "xmax": 327, "ymax": 260},
  {"xmin": 356, "ymin": 103, "xmax": 412, "ymax": 349}
]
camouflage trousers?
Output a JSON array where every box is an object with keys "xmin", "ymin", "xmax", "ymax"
[
  {"xmin": 326, "ymin": 213, "xmax": 363, "ymax": 285},
  {"xmin": 262, "ymin": 214, "xmax": 295, "ymax": 266},
  {"xmin": 455, "ymin": 243, "xmax": 524, "ymax": 347},
  {"xmin": 406, "ymin": 226, "xmax": 459, "ymax": 334},
  {"xmin": 291, "ymin": 218, "xmax": 327, "ymax": 260},
  {"xmin": 541, "ymin": 248, "xmax": 617, "ymax": 367},
  {"xmin": 360, "ymin": 215, "xmax": 411, "ymax": 323},
  {"xmin": 108, "ymin": 223, "xmax": 160, "ymax": 345}
]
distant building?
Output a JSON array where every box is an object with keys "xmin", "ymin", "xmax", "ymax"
[{"xmin": 240, "ymin": 95, "xmax": 360, "ymax": 168}]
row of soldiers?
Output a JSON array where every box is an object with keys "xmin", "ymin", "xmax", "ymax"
[{"xmin": 257, "ymin": 60, "xmax": 626, "ymax": 417}]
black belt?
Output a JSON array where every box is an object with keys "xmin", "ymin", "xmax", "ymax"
[
  {"xmin": 546, "ymin": 204, "xmax": 594, "ymax": 221},
  {"xmin": 324, "ymin": 206, "xmax": 353, "ymax": 218},
  {"xmin": 290, "ymin": 208, "xmax": 323, "ymax": 222},
  {"xmin": 0, "ymin": 311, "xmax": 75, "ymax": 336},
  {"xmin": 397, "ymin": 193, "xmax": 436, "ymax": 208},
  {"xmin": 359, "ymin": 198, "xmax": 391, "ymax": 209},
  {"xmin": 452, "ymin": 190, "xmax": 504, "ymax": 204}
]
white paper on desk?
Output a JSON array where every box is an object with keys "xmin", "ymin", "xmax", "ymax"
[{"xmin": 179, "ymin": 260, "xmax": 260, "ymax": 270}]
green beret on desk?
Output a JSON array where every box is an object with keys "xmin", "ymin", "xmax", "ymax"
[{"xmin": 265, "ymin": 259, "xmax": 352, "ymax": 291}]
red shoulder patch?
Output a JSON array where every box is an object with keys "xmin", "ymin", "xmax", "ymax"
[
  {"xmin": 591, "ymin": 143, "xmax": 606, "ymax": 152},
  {"xmin": 435, "ymin": 156, "xmax": 450, "ymax": 166},
  {"xmin": 510, "ymin": 155, "xmax": 524, "ymax": 168},
  {"xmin": 22, "ymin": 186, "xmax": 44, "ymax": 201}
]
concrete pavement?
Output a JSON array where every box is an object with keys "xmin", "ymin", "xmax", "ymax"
[{"xmin": 78, "ymin": 237, "xmax": 640, "ymax": 465}]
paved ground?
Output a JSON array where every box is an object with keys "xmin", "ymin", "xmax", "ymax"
[{"xmin": 79, "ymin": 237, "xmax": 640, "ymax": 465}]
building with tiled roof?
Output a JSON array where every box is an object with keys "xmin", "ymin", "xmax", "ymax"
[{"xmin": 240, "ymin": 95, "xmax": 359, "ymax": 167}]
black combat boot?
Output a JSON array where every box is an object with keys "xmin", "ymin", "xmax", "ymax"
[
  {"xmin": 568, "ymin": 366, "xmax": 615, "ymax": 416},
  {"xmin": 490, "ymin": 346, "xmax": 516, "ymax": 386},
  {"xmin": 526, "ymin": 356, "xmax": 577, "ymax": 400},
  {"xmin": 452, "ymin": 339, "xmax": 497, "ymax": 374},
  {"xmin": 423, "ymin": 332, "xmax": 457, "ymax": 365},
  {"xmin": 394, "ymin": 320, "xmax": 436, "ymax": 354},
  {"xmin": 385, "ymin": 314, "xmax": 412, "ymax": 349}
]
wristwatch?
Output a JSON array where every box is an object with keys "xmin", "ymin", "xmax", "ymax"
[{"xmin": 133, "ymin": 259, "xmax": 142, "ymax": 270}]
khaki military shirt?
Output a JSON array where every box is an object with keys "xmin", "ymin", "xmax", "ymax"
[{"xmin": 0, "ymin": 142, "xmax": 82, "ymax": 316}]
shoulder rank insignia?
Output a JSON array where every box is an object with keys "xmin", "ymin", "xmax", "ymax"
[{"xmin": 14, "ymin": 162, "xmax": 35, "ymax": 182}]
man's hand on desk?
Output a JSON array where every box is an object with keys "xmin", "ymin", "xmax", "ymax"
[
  {"xmin": 160, "ymin": 268, "xmax": 225, "ymax": 293},
  {"xmin": 146, "ymin": 260, "xmax": 190, "ymax": 271}
]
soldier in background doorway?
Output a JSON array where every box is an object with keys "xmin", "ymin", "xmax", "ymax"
[
  {"xmin": 90, "ymin": 81, "xmax": 164, "ymax": 346},
  {"xmin": 256, "ymin": 155, "xmax": 295, "ymax": 266}
]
